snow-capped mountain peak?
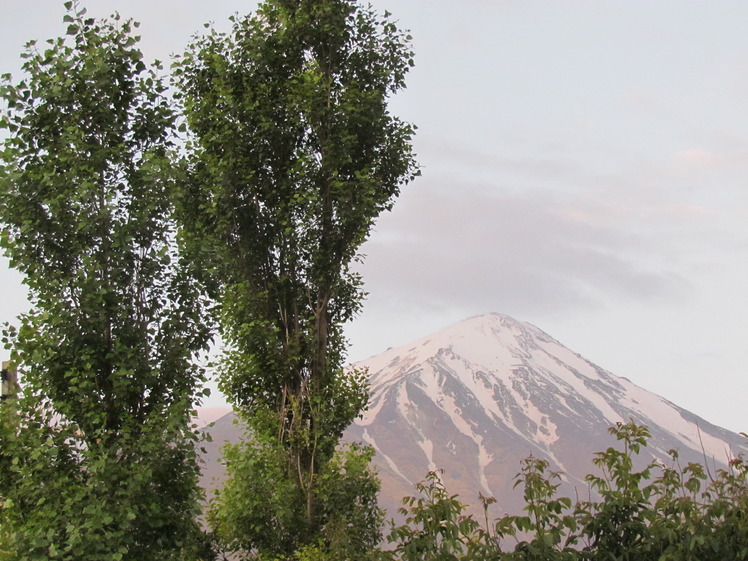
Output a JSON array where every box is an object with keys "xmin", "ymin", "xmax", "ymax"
[{"xmin": 344, "ymin": 313, "xmax": 747, "ymax": 516}]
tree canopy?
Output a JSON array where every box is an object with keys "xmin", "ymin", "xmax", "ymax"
[
  {"xmin": 0, "ymin": 4, "xmax": 211, "ymax": 559},
  {"xmin": 174, "ymin": 0, "xmax": 419, "ymax": 557}
]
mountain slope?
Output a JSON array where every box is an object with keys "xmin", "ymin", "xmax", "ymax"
[
  {"xmin": 344, "ymin": 313, "xmax": 746, "ymax": 516},
  {"xmin": 203, "ymin": 313, "xmax": 748, "ymax": 518}
]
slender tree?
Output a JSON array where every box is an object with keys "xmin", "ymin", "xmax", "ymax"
[
  {"xmin": 175, "ymin": 0, "xmax": 418, "ymax": 557},
  {"xmin": 0, "ymin": 4, "xmax": 212, "ymax": 560}
]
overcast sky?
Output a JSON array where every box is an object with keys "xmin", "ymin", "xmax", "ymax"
[{"xmin": 2, "ymin": 1, "xmax": 748, "ymax": 433}]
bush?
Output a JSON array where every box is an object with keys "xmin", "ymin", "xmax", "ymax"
[{"xmin": 387, "ymin": 422, "xmax": 748, "ymax": 561}]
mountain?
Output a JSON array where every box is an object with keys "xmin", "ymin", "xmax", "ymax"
[{"xmin": 201, "ymin": 313, "xmax": 748, "ymax": 519}]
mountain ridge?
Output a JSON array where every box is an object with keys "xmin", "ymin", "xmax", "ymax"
[{"xmin": 202, "ymin": 312, "xmax": 748, "ymax": 518}]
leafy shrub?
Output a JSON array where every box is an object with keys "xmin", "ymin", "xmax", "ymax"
[{"xmin": 387, "ymin": 422, "xmax": 748, "ymax": 561}]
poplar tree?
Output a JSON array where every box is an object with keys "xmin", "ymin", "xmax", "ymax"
[
  {"xmin": 175, "ymin": 0, "xmax": 419, "ymax": 557},
  {"xmin": 0, "ymin": 4, "xmax": 211, "ymax": 560}
]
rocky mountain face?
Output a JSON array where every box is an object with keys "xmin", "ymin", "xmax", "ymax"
[{"xmin": 202, "ymin": 313, "xmax": 748, "ymax": 519}]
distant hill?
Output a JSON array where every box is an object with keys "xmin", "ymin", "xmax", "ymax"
[{"xmin": 201, "ymin": 313, "xmax": 748, "ymax": 519}]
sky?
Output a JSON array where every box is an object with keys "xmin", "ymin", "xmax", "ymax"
[{"xmin": 1, "ymin": 1, "xmax": 748, "ymax": 433}]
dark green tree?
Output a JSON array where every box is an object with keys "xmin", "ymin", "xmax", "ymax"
[
  {"xmin": 0, "ymin": 4, "xmax": 212, "ymax": 560},
  {"xmin": 174, "ymin": 0, "xmax": 418, "ymax": 557}
]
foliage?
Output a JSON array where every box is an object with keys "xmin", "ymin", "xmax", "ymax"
[
  {"xmin": 496, "ymin": 457, "xmax": 578, "ymax": 560},
  {"xmin": 315, "ymin": 442, "xmax": 386, "ymax": 559},
  {"xmin": 0, "ymin": 3, "xmax": 212, "ymax": 559},
  {"xmin": 206, "ymin": 370, "xmax": 379, "ymax": 561},
  {"xmin": 209, "ymin": 435, "xmax": 384, "ymax": 561},
  {"xmin": 387, "ymin": 422, "xmax": 748, "ymax": 561},
  {"xmin": 174, "ymin": 0, "xmax": 418, "ymax": 557},
  {"xmin": 388, "ymin": 470, "xmax": 485, "ymax": 561},
  {"xmin": 575, "ymin": 423, "xmax": 657, "ymax": 560},
  {"xmin": 208, "ymin": 427, "xmax": 308, "ymax": 558}
]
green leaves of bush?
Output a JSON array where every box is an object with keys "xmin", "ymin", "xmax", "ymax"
[{"xmin": 388, "ymin": 422, "xmax": 748, "ymax": 561}]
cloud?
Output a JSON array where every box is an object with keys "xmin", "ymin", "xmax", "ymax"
[
  {"xmin": 674, "ymin": 148, "xmax": 723, "ymax": 167},
  {"xmin": 358, "ymin": 178, "xmax": 693, "ymax": 322},
  {"xmin": 673, "ymin": 147, "xmax": 748, "ymax": 173}
]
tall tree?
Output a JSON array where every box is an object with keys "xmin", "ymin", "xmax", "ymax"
[
  {"xmin": 0, "ymin": 4, "xmax": 212, "ymax": 560},
  {"xmin": 175, "ymin": 0, "xmax": 418, "ymax": 557}
]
